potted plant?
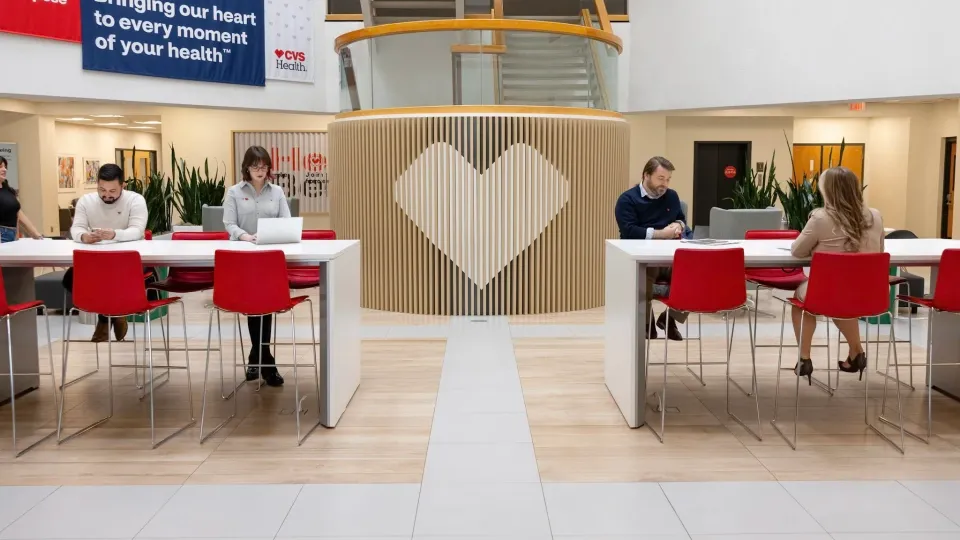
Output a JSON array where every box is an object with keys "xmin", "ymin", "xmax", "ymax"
[
  {"xmin": 777, "ymin": 133, "xmax": 866, "ymax": 231},
  {"xmin": 727, "ymin": 151, "xmax": 778, "ymax": 209},
  {"xmin": 169, "ymin": 145, "xmax": 226, "ymax": 226}
]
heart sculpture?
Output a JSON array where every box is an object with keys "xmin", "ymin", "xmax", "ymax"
[{"xmin": 395, "ymin": 142, "xmax": 570, "ymax": 288}]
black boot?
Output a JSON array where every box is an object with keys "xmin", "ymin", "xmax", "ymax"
[{"xmin": 656, "ymin": 312, "xmax": 684, "ymax": 341}]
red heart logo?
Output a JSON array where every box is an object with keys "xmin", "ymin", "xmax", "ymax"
[
  {"xmin": 274, "ymin": 49, "xmax": 284, "ymax": 58},
  {"xmin": 311, "ymin": 155, "xmax": 323, "ymax": 164}
]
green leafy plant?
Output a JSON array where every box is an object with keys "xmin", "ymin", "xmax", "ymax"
[
  {"xmin": 727, "ymin": 151, "xmax": 778, "ymax": 209},
  {"xmin": 169, "ymin": 145, "xmax": 226, "ymax": 225},
  {"xmin": 121, "ymin": 148, "xmax": 174, "ymax": 234},
  {"xmin": 776, "ymin": 133, "xmax": 865, "ymax": 231}
]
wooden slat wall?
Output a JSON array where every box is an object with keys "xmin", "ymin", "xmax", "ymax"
[{"xmin": 330, "ymin": 113, "xmax": 628, "ymax": 315}]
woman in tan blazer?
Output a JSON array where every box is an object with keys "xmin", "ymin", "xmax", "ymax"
[{"xmin": 790, "ymin": 166, "xmax": 885, "ymax": 381}]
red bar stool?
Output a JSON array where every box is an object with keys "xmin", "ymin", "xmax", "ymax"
[
  {"xmin": 645, "ymin": 248, "xmax": 762, "ymax": 442},
  {"xmin": 199, "ymin": 250, "xmax": 322, "ymax": 446},
  {"xmin": 742, "ymin": 230, "xmax": 838, "ymax": 394},
  {"xmin": 0, "ymin": 269, "xmax": 58, "ymax": 456},
  {"xmin": 57, "ymin": 250, "xmax": 195, "ymax": 448},
  {"xmin": 884, "ymin": 249, "xmax": 960, "ymax": 443},
  {"xmin": 146, "ymin": 232, "xmax": 239, "ymax": 399},
  {"xmin": 771, "ymin": 251, "xmax": 906, "ymax": 453}
]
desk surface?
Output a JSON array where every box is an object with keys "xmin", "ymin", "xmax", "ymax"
[
  {"xmin": 607, "ymin": 238, "xmax": 960, "ymax": 266},
  {"xmin": 0, "ymin": 239, "xmax": 360, "ymax": 267}
]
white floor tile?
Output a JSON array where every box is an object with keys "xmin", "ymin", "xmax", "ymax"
[
  {"xmin": 429, "ymin": 411, "xmax": 532, "ymax": 444},
  {"xmin": 434, "ymin": 386, "xmax": 527, "ymax": 414},
  {"xmin": 901, "ymin": 481, "xmax": 960, "ymax": 526},
  {"xmin": 690, "ymin": 535, "xmax": 831, "ymax": 540},
  {"xmin": 782, "ymin": 481, "xmax": 959, "ymax": 534},
  {"xmin": 0, "ymin": 487, "xmax": 57, "ymax": 532},
  {"xmin": 556, "ymin": 536, "xmax": 691, "ymax": 540},
  {"xmin": 276, "ymin": 484, "xmax": 419, "ymax": 538},
  {"xmin": 661, "ymin": 481, "xmax": 824, "ymax": 535},
  {"xmin": 413, "ymin": 482, "xmax": 550, "ymax": 538},
  {"xmin": 0, "ymin": 485, "xmax": 178, "ymax": 539},
  {"xmin": 544, "ymin": 483, "xmax": 687, "ymax": 536},
  {"xmin": 422, "ymin": 443, "xmax": 540, "ymax": 484},
  {"xmin": 137, "ymin": 484, "xmax": 301, "ymax": 538},
  {"xmin": 832, "ymin": 534, "xmax": 960, "ymax": 540}
]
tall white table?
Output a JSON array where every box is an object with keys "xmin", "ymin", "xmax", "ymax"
[
  {"xmin": 0, "ymin": 239, "xmax": 362, "ymax": 427},
  {"xmin": 605, "ymin": 238, "xmax": 960, "ymax": 428}
]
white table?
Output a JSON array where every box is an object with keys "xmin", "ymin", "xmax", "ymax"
[
  {"xmin": 605, "ymin": 238, "xmax": 960, "ymax": 428},
  {"xmin": 0, "ymin": 239, "xmax": 362, "ymax": 427}
]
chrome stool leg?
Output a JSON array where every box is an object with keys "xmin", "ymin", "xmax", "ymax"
[
  {"xmin": 4, "ymin": 308, "xmax": 60, "ymax": 457},
  {"xmin": 58, "ymin": 312, "xmax": 113, "ymax": 444},
  {"xmin": 201, "ymin": 309, "xmax": 234, "ymax": 443},
  {"xmin": 142, "ymin": 301, "xmax": 195, "ymax": 449},
  {"xmin": 870, "ymin": 312, "xmax": 906, "ymax": 454},
  {"xmin": 726, "ymin": 311, "xmax": 762, "ymax": 441},
  {"xmin": 771, "ymin": 303, "xmax": 801, "ymax": 449},
  {"xmin": 56, "ymin": 288, "xmax": 99, "ymax": 389}
]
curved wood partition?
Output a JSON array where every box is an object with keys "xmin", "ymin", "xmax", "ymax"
[{"xmin": 330, "ymin": 106, "xmax": 628, "ymax": 316}]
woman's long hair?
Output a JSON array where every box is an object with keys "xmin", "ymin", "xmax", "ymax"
[
  {"xmin": 819, "ymin": 166, "xmax": 871, "ymax": 251},
  {"xmin": 0, "ymin": 156, "xmax": 14, "ymax": 195}
]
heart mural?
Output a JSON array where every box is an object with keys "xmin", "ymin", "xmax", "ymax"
[{"xmin": 395, "ymin": 142, "xmax": 570, "ymax": 288}]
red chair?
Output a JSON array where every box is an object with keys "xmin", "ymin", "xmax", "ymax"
[
  {"xmin": 0, "ymin": 269, "xmax": 58, "ymax": 456},
  {"xmin": 57, "ymin": 250, "xmax": 194, "ymax": 449},
  {"xmin": 645, "ymin": 248, "xmax": 761, "ymax": 442},
  {"xmin": 287, "ymin": 230, "xmax": 336, "ymax": 290},
  {"xmin": 199, "ymin": 250, "xmax": 322, "ymax": 446},
  {"xmin": 771, "ymin": 251, "xmax": 906, "ymax": 453},
  {"xmin": 889, "ymin": 249, "xmax": 960, "ymax": 443}
]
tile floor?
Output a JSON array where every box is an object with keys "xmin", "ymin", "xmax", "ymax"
[{"xmin": 2, "ymin": 290, "xmax": 960, "ymax": 538}]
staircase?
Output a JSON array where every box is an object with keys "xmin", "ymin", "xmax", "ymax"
[
  {"xmin": 360, "ymin": 0, "xmax": 471, "ymax": 24},
  {"xmin": 499, "ymin": 30, "xmax": 606, "ymax": 108}
]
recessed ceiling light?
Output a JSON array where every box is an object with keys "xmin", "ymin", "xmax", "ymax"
[
  {"xmin": 96, "ymin": 122, "xmax": 126, "ymax": 126},
  {"xmin": 128, "ymin": 126, "xmax": 154, "ymax": 129},
  {"xmin": 133, "ymin": 120, "xmax": 161, "ymax": 125},
  {"xmin": 56, "ymin": 117, "xmax": 91, "ymax": 121},
  {"xmin": 90, "ymin": 114, "xmax": 124, "ymax": 118}
]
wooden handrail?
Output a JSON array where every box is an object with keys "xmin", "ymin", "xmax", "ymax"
[
  {"xmin": 594, "ymin": 0, "xmax": 613, "ymax": 33},
  {"xmin": 335, "ymin": 19, "xmax": 623, "ymax": 53},
  {"xmin": 581, "ymin": 8, "xmax": 610, "ymax": 110}
]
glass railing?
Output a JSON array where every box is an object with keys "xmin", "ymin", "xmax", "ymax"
[{"xmin": 335, "ymin": 20, "xmax": 621, "ymax": 112}]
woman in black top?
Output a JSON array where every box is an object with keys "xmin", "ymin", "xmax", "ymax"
[{"xmin": 0, "ymin": 156, "xmax": 43, "ymax": 242}]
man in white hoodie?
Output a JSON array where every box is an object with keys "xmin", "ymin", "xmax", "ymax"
[{"xmin": 65, "ymin": 163, "xmax": 150, "ymax": 342}]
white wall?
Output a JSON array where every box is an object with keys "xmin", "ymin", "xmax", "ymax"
[
  {"xmin": 629, "ymin": 0, "xmax": 960, "ymax": 112},
  {"xmin": 54, "ymin": 123, "xmax": 161, "ymax": 207}
]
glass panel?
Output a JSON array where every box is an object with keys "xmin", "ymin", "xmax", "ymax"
[
  {"xmin": 328, "ymin": 0, "xmax": 624, "ymax": 16},
  {"xmin": 337, "ymin": 27, "xmax": 619, "ymax": 111}
]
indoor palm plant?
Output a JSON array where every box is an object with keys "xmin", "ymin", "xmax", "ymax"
[
  {"xmin": 170, "ymin": 145, "xmax": 226, "ymax": 226},
  {"xmin": 727, "ymin": 151, "xmax": 778, "ymax": 209}
]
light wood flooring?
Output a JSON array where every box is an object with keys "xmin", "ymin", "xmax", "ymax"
[{"xmin": 516, "ymin": 335, "xmax": 960, "ymax": 482}]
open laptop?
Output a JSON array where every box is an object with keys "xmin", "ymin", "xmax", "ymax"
[{"xmin": 256, "ymin": 217, "xmax": 303, "ymax": 245}]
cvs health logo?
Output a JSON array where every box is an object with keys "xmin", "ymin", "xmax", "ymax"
[
  {"xmin": 0, "ymin": 0, "xmax": 81, "ymax": 43},
  {"xmin": 274, "ymin": 49, "xmax": 306, "ymax": 62}
]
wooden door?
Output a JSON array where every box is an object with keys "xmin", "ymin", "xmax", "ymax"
[{"xmin": 943, "ymin": 138, "xmax": 956, "ymax": 238}]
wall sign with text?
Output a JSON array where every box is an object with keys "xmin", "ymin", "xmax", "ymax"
[
  {"xmin": 80, "ymin": 0, "xmax": 266, "ymax": 86},
  {"xmin": 234, "ymin": 131, "xmax": 330, "ymax": 213},
  {"xmin": 0, "ymin": 0, "xmax": 81, "ymax": 43}
]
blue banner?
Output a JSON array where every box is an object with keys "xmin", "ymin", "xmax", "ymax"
[{"xmin": 81, "ymin": 0, "xmax": 265, "ymax": 86}]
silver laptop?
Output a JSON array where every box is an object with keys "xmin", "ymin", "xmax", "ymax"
[{"xmin": 255, "ymin": 217, "xmax": 303, "ymax": 245}]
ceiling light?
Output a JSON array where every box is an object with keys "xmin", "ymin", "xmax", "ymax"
[
  {"xmin": 55, "ymin": 117, "xmax": 91, "ymax": 121},
  {"xmin": 133, "ymin": 120, "xmax": 161, "ymax": 125},
  {"xmin": 128, "ymin": 126, "xmax": 154, "ymax": 129},
  {"xmin": 96, "ymin": 122, "xmax": 126, "ymax": 126},
  {"xmin": 90, "ymin": 114, "xmax": 124, "ymax": 118}
]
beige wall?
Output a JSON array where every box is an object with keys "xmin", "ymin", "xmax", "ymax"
[
  {"xmin": 663, "ymin": 116, "xmax": 794, "ymax": 223},
  {"xmin": 54, "ymin": 123, "xmax": 162, "ymax": 208},
  {"xmin": 0, "ymin": 114, "xmax": 59, "ymax": 236},
  {"xmin": 626, "ymin": 114, "xmax": 667, "ymax": 187},
  {"xmin": 159, "ymin": 107, "xmax": 335, "ymax": 229}
]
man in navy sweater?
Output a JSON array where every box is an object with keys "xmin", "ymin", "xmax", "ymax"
[{"xmin": 615, "ymin": 156, "xmax": 690, "ymax": 340}]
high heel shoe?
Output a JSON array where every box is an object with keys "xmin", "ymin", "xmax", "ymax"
[
  {"xmin": 838, "ymin": 352, "xmax": 867, "ymax": 380},
  {"xmin": 794, "ymin": 358, "xmax": 813, "ymax": 385}
]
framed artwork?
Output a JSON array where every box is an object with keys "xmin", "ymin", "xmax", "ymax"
[
  {"xmin": 792, "ymin": 143, "xmax": 866, "ymax": 184},
  {"xmin": 114, "ymin": 148, "xmax": 157, "ymax": 181},
  {"xmin": 58, "ymin": 156, "xmax": 76, "ymax": 191},
  {"xmin": 83, "ymin": 158, "xmax": 100, "ymax": 187}
]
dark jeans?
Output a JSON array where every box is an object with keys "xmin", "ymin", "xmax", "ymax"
[
  {"xmin": 645, "ymin": 267, "xmax": 689, "ymax": 324},
  {"xmin": 247, "ymin": 314, "xmax": 274, "ymax": 366},
  {"xmin": 62, "ymin": 267, "xmax": 159, "ymax": 325},
  {"xmin": 0, "ymin": 226, "xmax": 17, "ymax": 243}
]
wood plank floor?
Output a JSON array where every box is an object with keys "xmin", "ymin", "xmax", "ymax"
[{"xmin": 516, "ymin": 335, "xmax": 960, "ymax": 482}]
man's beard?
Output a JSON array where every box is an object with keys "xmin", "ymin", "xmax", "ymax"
[{"xmin": 101, "ymin": 196, "xmax": 118, "ymax": 204}]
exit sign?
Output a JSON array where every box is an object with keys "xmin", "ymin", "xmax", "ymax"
[{"xmin": 849, "ymin": 102, "xmax": 867, "ymax": 112}]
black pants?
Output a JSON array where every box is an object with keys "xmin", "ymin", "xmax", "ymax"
[
  {"xmin": 247, "ymin": 314, "xmax": 274, "ymax": 366},
  {"xmin": 62, "ymin": 267, "xmax": 159, "ymax": 325}
]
